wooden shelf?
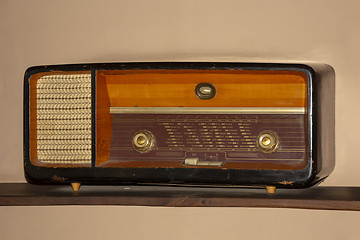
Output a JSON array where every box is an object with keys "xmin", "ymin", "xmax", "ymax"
[{"xmin": 0, "ymin": 183, "xmax": 359, "ymax": 211}]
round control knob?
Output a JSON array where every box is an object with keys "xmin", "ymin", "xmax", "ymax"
[
  {"xmin": 195, "ymin": 83, "xmax": 216, "ymax": 100},
  {"xmin": 257, "ymin": 130, "xmax": 279, "ymax": 153},
  {"xmin": 132, "ymin": 130, "xmax": 156, "ymax": 153}
]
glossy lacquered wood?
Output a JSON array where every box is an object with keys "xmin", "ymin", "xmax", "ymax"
[
  {"xmin": 102, "ymin": 70, "xmax": 307, "ymax": 107},
  {"xmin": 96, "ymin": 72, "xmax": 113, "ymax": 165},
  {"xmin": 0, "ymin": 183, "xmax": 359, "ymax": 211}
]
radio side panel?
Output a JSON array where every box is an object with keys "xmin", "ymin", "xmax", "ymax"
[{"xmin": 311, "ymin": 64, "xmax": 335, "ymax": 181}]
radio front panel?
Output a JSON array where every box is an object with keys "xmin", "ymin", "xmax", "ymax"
[
  {"xmin": 96, "ymin": 69, "xmax": 308, "ymax": 170},
  {"xmin": 24, "ymin": 62, "xmax": 335, "ymax": 189}
]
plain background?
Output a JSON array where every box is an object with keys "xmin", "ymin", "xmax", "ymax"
[{"xmin": 1, "ymin": 0, "xmax": 360, "ymax": 239}]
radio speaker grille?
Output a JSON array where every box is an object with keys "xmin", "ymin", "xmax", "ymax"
[{"xmin": 36, "ymin": 74, "xmax": 92, "ymax": 164}]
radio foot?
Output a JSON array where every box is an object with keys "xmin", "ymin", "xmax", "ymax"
[
  {"xmin": 266, "ymin": 186, "xmax": 276, "ymax": 194},
  {"xmin": 71, "ymin": 183, "xmax": 81, "ymax": 192}
]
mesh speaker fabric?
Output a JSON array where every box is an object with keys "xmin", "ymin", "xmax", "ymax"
[{"xmin": 36, "ymin": 74, "xmax": 92, "ymax": 164}]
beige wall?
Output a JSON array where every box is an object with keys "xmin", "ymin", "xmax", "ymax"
[{"xmin": 0, "ymin": 0, "xmax": 360, "ymax": 239}]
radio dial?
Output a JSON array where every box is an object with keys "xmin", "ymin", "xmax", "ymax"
[
  {"xmin": 257, "ymin": 131, "xmax": 279, "ymax": 153},
  {"xmin": 132, "ymin": 130, "xmax": 156, "ymax": 153}
]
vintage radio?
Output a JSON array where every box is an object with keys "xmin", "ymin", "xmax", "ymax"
[{"xmin": 23, "ymin": 62, "xmax": 335, "ymax": 193}]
